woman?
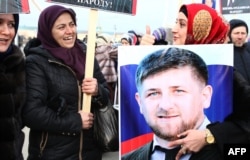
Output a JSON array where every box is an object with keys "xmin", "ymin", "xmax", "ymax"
[
  {"xmin": 95, "ymin": 34, "xmax": 118, "ymax": 104},
  {"xmin": 170, "ymin": 3, "xmax": 250, "ymax": 160},
  {"xmin": 171, "ymin": 3, "xmax": 228, "ymax": 45},
  {"xmin": 23, "ymin": 5, "xmax": 109, "ymax": 160},
  {"xmin": 141, "ymin": 3, "xmax": 250, "ymax": 160},
  {"xmin": 0, "ymin": 14, "xmax": 25, "ymax": 159}
]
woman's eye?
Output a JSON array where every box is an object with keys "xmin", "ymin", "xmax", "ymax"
[
  {"xmin": 70, "ymin": 23, "xmax": 75, "ymax": 27},
  {"xmin": 8, "ymin": 23, "xmax": 15, "ymax": 28},
  {"xmin": 58, "ymin": 26, "xmax": 64, "ymax": 30},
  {"xmin": 180, "ymin": 23, "xmax": 186, "ymax": 27}
]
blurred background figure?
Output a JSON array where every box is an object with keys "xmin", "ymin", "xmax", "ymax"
[
  {"xmin": 120, "ymin": 33, "xmax": 134, "ymax": 46},
  {"xmin": 152, "ymin": 27, "xmax": 173, "ymax": 45},
  {"xmin": 95, "ymin": 33, "xmax": 118, "ymax": 104},
  {"xmin": 228, "ymin": 19, "xmax": 249, "ymax": 47},
  {"xmin": 202, "ymin": 0, "xmax": 216, "ymax": 9},
  {"xmin": 228, "ymin": 19, "xmax": 250, "ymax": 83},
  {"xmin": 128, "ymin": 30, "xmax": 142, "ymax": 45}
]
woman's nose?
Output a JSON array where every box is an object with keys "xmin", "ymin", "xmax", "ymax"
[{"xmin": 0, "ymin": 24, "xmax": 11, "ymax": 35}]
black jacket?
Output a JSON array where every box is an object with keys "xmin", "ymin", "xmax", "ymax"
[
  {"xmin": 0, "ymin": 45, "xmax": 25, "ymax": 160},
  {"xmin": 23, "ymin": 38, "xmax": 110, "ymax": 160},
  {"xmin": 207, "ymin": 70, "xmax": 250, "ymax": 152},
  {"xmin": 122, "ymin": 141, "xmax": 222, "ymax": 160},
  {"xmin": 233, "ymin": 43, "xmax": 250, "ymax": 83}
]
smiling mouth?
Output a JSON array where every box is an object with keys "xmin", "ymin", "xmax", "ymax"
[
  {"xmin": 64, "ymin": 36, "xmax": 73, "ymax": 40},
  {"xmin": 0, "ymin": 38, "xmax": 9, "ymax": 42}
]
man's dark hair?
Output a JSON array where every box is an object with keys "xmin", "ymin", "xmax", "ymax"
[{"xmin": 135, "ymin": 47, "xmax": 208, "ymax": 89}]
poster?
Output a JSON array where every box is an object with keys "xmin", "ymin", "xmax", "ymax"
[
  {"xmin": 221, "ymin": 0, "xmax": 250, "ymax": 14},
  {"xmin": 118, "ymin": 44, "xmax": 234, "ymax": 156},
  {"xmin": 46, "ymin": 0, "xmax": 137, "ymax": 15}
]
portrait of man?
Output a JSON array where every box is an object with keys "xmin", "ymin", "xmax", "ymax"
[{"xmin": 121, "ymin": 47, "xmax": 221, "ymax": 160}]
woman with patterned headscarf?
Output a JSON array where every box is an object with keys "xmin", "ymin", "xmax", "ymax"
[
  {"xmin": 0, "ymin": 13, "xmax": 26, "ymax": 159},
  {"xmin": 170, "ymin": 4, "xmax": 250, "ymax": 160},
  {"xmin": 23, "ymin": 5, "xmax": 110, "ymax": 160},
  {"xmin": 172, "ymin": 3, "xmax": 229, "ymax": 45}
]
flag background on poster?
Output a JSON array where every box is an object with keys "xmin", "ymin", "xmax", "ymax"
[{"xmin": 118, "ymin": 44, "xmax": 234, "ymax": 155}]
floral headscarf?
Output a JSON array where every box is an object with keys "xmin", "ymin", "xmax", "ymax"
[{"xmin": 180, "ymin": 3, "xmax": 229, "ymax": 44}]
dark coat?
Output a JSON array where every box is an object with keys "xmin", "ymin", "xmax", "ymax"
[
  {"xmin": 122, "ymin": 141, "xmax": 222, "ymax": 160},
  {"xmin": 233, "ymin": 43, "xmax": 250, "ymax": 83},
  {"xmin": 23, "ymin": 38, "xmax": 110, "ymax": 160},
  {"xmin": 207, "ymin": 70, "xmax": 250, "ymax": 152},
  {"xmin": 0, "ymin": 45, "xmax": 25, "ymax": 160}
]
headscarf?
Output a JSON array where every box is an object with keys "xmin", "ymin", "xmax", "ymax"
[
  {"xmin": 37, "ymin": 5, "xmax": 85, "ymax": 80},
  {"xmin": 13, "ymin": 14, "xmax": 19, "ymax": 37},
  {"xmin": 179, "ymin": 3, "xmax": 229, "ymax": 44},
  {"xmin": 121, "ymin": 33, "xmax": 134, "ymax": 45},
  {"xmin": 152, "ymin": 27, "xmax": 172, "ymax": 45},
  {"xmin": 128, "ymin": 30, "xmax": 140, "ymax": 45}
]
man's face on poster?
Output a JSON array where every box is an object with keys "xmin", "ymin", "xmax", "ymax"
[{"xmin": 135, "ymin": 66, "xmax": 212, "ymax": 141}]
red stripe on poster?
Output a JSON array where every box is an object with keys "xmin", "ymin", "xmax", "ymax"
[{"xmin": 121, "ymin": 133, "xmax": 153, "ymax": 155}]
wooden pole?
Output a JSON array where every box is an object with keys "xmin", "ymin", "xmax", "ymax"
[
  {"xmin": 179, "ymin": 0, "xmax": 182, "ymax": 8},
  {"xmin": 31, "ymin": 0, "xmax": 42, "ymax": 12},
  {"xmin": 82, "ymin": 9, "xmax": 98, "ymax": 112}
]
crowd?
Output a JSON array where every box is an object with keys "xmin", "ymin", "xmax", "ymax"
[{"xmin": 1, "ymin": 2, "xmax": 250, "ymax": 160}]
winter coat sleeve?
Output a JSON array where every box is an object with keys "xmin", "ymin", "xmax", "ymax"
[{"xmin": 207, "ymin": 70, "xmax": 250, "ymax": 152}]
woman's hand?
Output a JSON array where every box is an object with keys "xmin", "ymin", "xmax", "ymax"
[
  {"xmin": 140, "ymin": 25, "xmax": 155, "ymax": 45},
  {"xmin": 168, "ymin": 129, "xmax": 207, "ymax": 160},
  {"xmin": 81, "ymin": 78, "xmax": 98, "ymax": 96},
  {"xmin": 78, "ymin": 111, "xmax": 94, "ymax": 129}
]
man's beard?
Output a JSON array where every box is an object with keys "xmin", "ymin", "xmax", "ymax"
[{"xmin": 150, "ymin": 120, "xmax": 195, "ymax": 141}]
